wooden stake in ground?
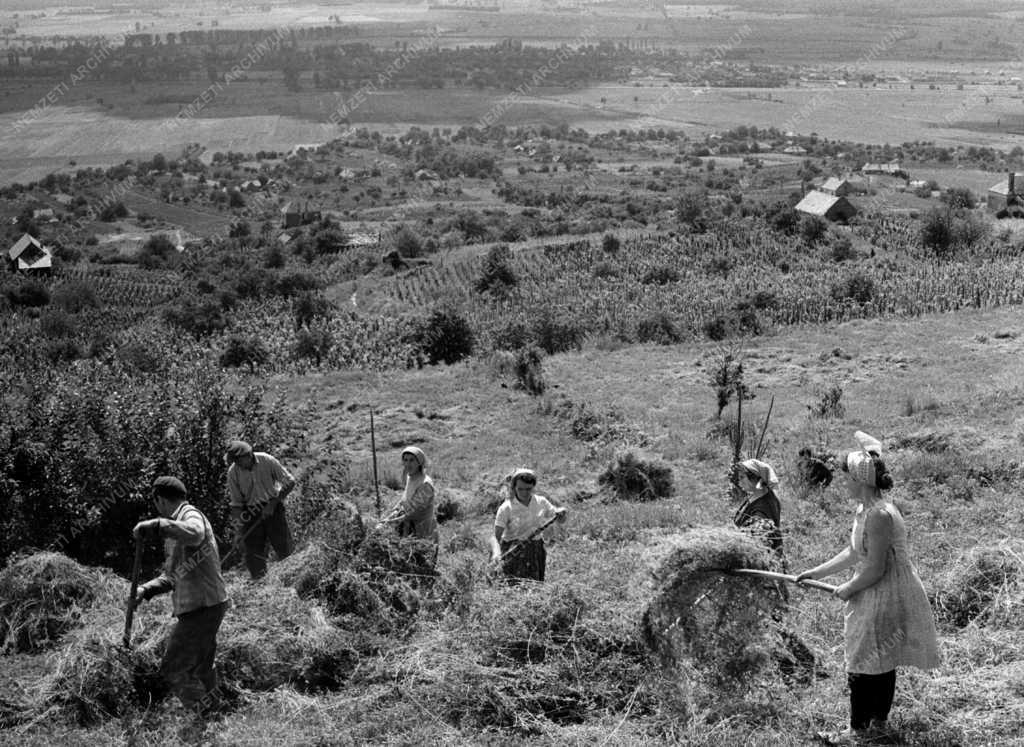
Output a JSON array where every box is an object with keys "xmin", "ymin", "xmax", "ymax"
[
  {"xmin": 122, "ymin": 537, "xmax": 143, "ymax": 649},
  {"xmin": 370, "ymin": 406, "xmax": 381, "ymax": 519}
]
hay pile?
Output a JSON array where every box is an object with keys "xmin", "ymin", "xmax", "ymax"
[
  {"xmin": 641, "ymin": 526, "xmax": 785, "ymax": 691},
  {"xmin": 0, "ymin": 552, "xmax": 122, "ymax": 653},
  {"xmin": 931, "ymin": 540, "xmax": 1024, "ymax": 629},
  {"xmin": 0, "ymin": 550, "xmax": 396, "ymax": 727},
  {"xmin": 398, "ymin": 579, "xmax": 650, "ymax": 731}
]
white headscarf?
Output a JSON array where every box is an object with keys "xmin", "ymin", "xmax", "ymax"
[
  {"xmin": 740, "ymin": 458, "xmax": 778, "ymax": 493},
  {"xmin": 401, "ymin": 446, "xmax": 429, "ymax": 501},
  {"xmin": 845, "ymin": 430, "xmax": 882, "ymax": 487}
]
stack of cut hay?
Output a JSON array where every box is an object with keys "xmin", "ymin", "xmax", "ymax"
[
  {"xmin": 0, "ymin": 551, "xmax": 382, "ymax": 726},
  {"xmin": 641, "ymin": 526, "xmax": 785, "ymax": 692},
  {"xmin": 397, "ymin": 578, "xmax": 650, "ymax": 731},
  {"xmin": 0, "ymin": 552, "xmax": 122, "ymax": 653},
  {"xmin": 931, "ymin": 539, "xmax": 1024, "ymax": 629}
]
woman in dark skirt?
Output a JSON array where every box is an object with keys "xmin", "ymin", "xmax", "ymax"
[
  {"xmin": 490, "ymin": 468, "xmax": 567, "ymax": 582},
  {"xmin": 733, "ymin": 458, "xmax": 784, "ymax": 558}
]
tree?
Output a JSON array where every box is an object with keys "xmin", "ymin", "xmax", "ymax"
[
  {"xmin": 475, "ymin": 244, "xmax": 517, "ymax": 295},
  {"xmin": 219, "ymin": 335, "xmax": 269, "ymax": 371},
  {"xmin": 677, "ymin": 188, "xmax": 706, "ymax": 228},
  {"xmin": 920, "ymin": 207, "xmax": 954, "ymax": 257}
]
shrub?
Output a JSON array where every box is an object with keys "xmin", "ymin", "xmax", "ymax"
[
  {"xmin": 597, "ymin": 452, "xmax": 674, "ymax": 501},
  {"xmin": 97, "ymin": 202, "xmax": 128, "ymax": 222},
  {"xmin": 708, "ymin": 347, "xmax": 749, "ymax": 419},
  {"xmin": 293, "ymin": 326, "xmax": 334, "ymax": 366},
  {"xmin": 138, "ymin": 233, "xmax": 177, "ymax": 269},
  {"xmin": 293, "ymin": 292, "xmax": 332, "ymax": 329},
  {"xmin": 800, "ymin": 214, "xmax": 827, "ymax": 244},
  {"xmin": 513, "ymin": 345, "xmax": 545, "ymax": 395},
  {"xmin": 808, "ymin": 382, "xmax": 845, "ymax": 419},
  {"xmin": 830, "ymin": 271, "xmax": 875, "ymax": 304},
  {"xmin": 641, "ymin": 265, "xmax": 680, "ymax": 285},
  {"xmin": 38, "ymin": 310, "xmax": 78, "ymax": 338},
  {"xmin": 412, "ymin": 308, "xmax": 474, "ymax": 365},
  {"xmin": 489, "ymin": 318, "xmax": 532, "ymax": 351},
  {"xmin": 3, "ymin": 279, "xmax": 50, "ymax": 308},
  {"xmin": 601, "ymin": 233, "xmax": 620, "ymax": 253},
  {"xmin": 636, "ymin": 311, "xmax": 682, "ymax": 344},
  {"xmin": 475, "ymin": 244, "xmax": 517, "ymax": 295},
  {"xmin": 52, "ymin": 281, "xmax": 99, "ymax": 313},
  {"xmin": 162, "ymin": 296, "xmax": 227, "ymax": 338},
  {"xmin": 532, "ymin": 310, "xmax": 584, "ymax": 354},
  {"xmin": 219, "ymin": 335, "xmax": 269, "ymax": 370},
  {"xmin": 830, "ymin": 234, "xmax": 856, "ymax": 262}
]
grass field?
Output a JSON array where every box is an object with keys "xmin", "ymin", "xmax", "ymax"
[{"xmin": 5, "ymin": 300, "xmax": 1024, "ymax": 744}]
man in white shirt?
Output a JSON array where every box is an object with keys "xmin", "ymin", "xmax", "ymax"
[{"xmin": 224, "ymin": 440, "xmax": 296, "ymax": 579}]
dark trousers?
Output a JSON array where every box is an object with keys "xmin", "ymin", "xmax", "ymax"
[
  {"xmin": 500, "ymin": 539, "xmax": 546, "ymax": 582},
  {"xmin": 848, "ymin": 670, "xmax": 896, "ymax": 730},
  {"xmin": 243, "ymin": 502, "xmax": 293, "ymax": 579},
  {"xmin": 162, "ymin": 601, "xmax": 229, "ymax": 712}
]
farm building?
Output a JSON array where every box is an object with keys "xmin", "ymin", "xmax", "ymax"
[
  {"xmin": 987, "ymin": 172, "xmax": 1024, "ymax": 216},
  {"xmin": 782, "ymin": 145, "xmax": 807, "ymax": 155},
  {"xmin": 7, "ymin": 233, "xmax": 53, "ymax": 273},
  {"xmin": 819, "ymin": 177, "xmax": 867, "ymax": 196},
  {"xmin": 281, "ymin": 201, "xmax": 322, "ymax": 228},
  {"xmin": 795, "ymin": 191, "xmax": 857, "ymax": 222},
  {"xmin": 862, "ymin": 161, "xmax": 907, "ymax": 179}
]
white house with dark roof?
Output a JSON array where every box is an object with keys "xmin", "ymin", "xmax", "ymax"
[{"xmin": 7, "ymin": 233, "xmax": 53, "ymax": 273}]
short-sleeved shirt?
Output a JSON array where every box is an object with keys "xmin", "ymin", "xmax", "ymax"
[
  {"xmin": 154, "ymin": 502, "xmax": 228, "ymax": 617},
  {"xmin": 494, "ymin": 494, "xmax": 559, "ymax": 542},
  {"xmin": 227, "ymin": 452, "xmax": 295, "ymax": 509}
]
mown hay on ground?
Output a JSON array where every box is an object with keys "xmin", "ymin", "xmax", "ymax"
[
  {"xmin": 4, "ymin": 552, "xmax": 382, "ymax": 726},
  {"xmin": 0, "ymin": 552, "xmax": 122, "ymax": 653},
  {"xmin": 931, "ymin": 540, "xmax": 1024, "ymax": 629}
]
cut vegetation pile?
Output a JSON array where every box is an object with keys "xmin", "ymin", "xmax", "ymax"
[
  {"xmin": 0, "ymin": 552, "xmax": 122, "ymax": 654},
  {"xmin": 641, "ymin": 526, "xmax": 784, "ymax": 691},
  {"xmin": 931, "ymin": 540, "xmax": 1024, "ymax": 629}
]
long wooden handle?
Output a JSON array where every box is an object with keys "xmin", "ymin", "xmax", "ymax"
[
  {"xmin": 499, "ymin": 512, "xmax": 562, "ymax": 562},
  {"xmin": 123, "ymin": 538, "xmax": 143, "ymax": 649},
  {"xmin": 729, "ymin": 568, "xmax": 838, "ymax": 594}
]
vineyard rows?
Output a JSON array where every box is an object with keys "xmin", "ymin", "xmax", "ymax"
[
  {"xmin": 53, "ymin": 267, "xmax": 179, "ymax": 307},
  {"xmin": 385, "ymin": 225, "xmax": 1024, "ymax": 342}
]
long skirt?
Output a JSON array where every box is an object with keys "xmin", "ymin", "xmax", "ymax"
[{"xmin": 500, "ymin": 539, "xmax": 546, "ymax": 582}]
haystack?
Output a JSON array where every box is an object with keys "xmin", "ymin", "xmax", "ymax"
[
  {"xmin": 0, "ymin": 552, "xmax": 122, "ymax": 653},
  {"xmin": 2, "ymin": 551, "xmax": 377, "ymax": 726},
  {"xmin": 641, "ymin": 526, "xmax": 784, "ymax": 691},
  {"xmin": 931, "ymin": 540, "xmax": 1024, "ymax": 629}
]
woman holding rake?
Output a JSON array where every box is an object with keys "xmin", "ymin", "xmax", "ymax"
[
  {"xmin": 490, "ymin": 468, "xmax": 567, "ymax": 582},
  {"xmin": 797, "ymin": 431, "xmax": 939, "ymax": 744}
]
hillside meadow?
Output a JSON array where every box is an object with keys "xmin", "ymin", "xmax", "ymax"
[{"xmin": 2, "ymin": 300, "xmax": 1024, "ymax": 745}]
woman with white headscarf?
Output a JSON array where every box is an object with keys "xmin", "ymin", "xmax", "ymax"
[
  {"xmin": 490, "ymin": 468, "xmax": 567, "ymax": 582},
  {"xmin": 382, "ymin": 446, "xmax": 439, "ymax": 556},
  {"xmin": 796, "ymin": 432, "xmax": 939, "ymax": 744},
  {"xmin": 733, "ymin": 458, "xmax": 784, "ymax": 556}
]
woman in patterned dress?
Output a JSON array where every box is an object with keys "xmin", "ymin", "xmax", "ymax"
[
  {"xmin": 797, "ymin": 431, "xmax": 940, "ymax": 744},
  {"xmin": 381, "ymin": 446, "xmax": 439, "ymax": 563}
]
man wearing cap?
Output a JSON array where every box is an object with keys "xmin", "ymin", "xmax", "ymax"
[
  {"xmin": 224, "ymin": 440, "xmax": 296, "ymax": 579},
  {"xmin": 130, "ymin": 476, "xmax": 229, "ymax": 714}
]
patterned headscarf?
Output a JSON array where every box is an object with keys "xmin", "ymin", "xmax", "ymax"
[
  {"xmin": 845, "ymin": 430, "xmax": 883, "ymax": 487},
  {"xmin": 740, "ymin": 459, "xmax": 779, "ymax": 493}
]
